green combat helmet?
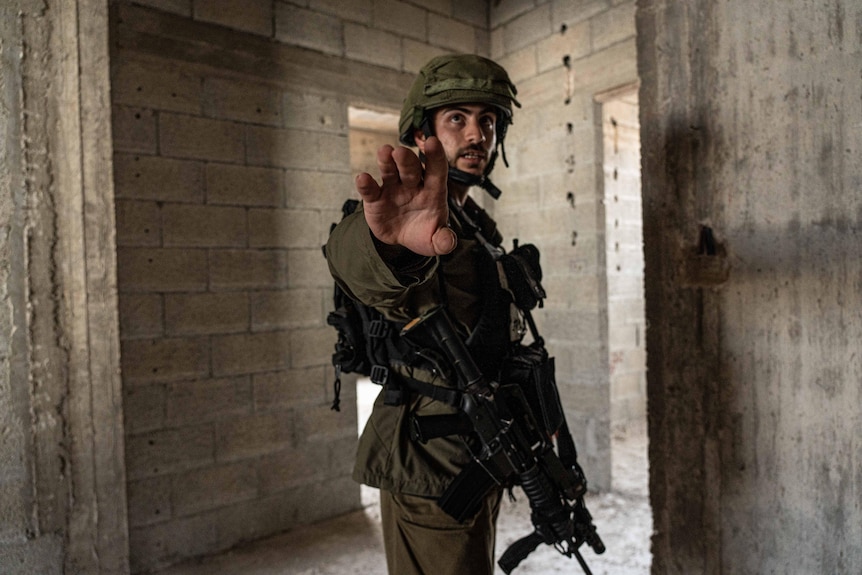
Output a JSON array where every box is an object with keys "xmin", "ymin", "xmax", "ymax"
[{"xmin": 399, "ymin": 54, "xmax": 520, "ymax": 199}]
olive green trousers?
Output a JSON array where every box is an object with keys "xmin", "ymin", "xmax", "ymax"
[{"xmin": 379, "ymin": 489, "xmax": 503, "ymax": 575}]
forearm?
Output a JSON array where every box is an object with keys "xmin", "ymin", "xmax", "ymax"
[{"xmin": 326, "ymin": 208, "xmax": 438, "ymax": 320}]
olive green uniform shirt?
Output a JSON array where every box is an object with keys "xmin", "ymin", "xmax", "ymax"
[{"xmin": 325, "ymin": 198, "xmax": 506, "ymax": 497}]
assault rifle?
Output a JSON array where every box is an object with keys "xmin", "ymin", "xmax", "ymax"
[{"xmin": 401, "ymin": 306, "xmax": 605, "ymax": 574}]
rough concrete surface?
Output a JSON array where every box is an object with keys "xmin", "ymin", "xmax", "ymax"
[{"xmin": 154, "ymin": 426, "xmax": 651, "ymax": 575}]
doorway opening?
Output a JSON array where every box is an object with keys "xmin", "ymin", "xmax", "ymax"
[
  {"xmin": 597, "ymin": 84, "xmax": 653, "ymax": 566},
  {"xmin": 347, "ymin": 105, "xmax": 401, "ymax": 509}
]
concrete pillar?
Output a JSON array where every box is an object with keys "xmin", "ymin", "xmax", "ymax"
[
  {"xmin": 0, "ymin": 0, "xmax": 129, "ymax": 573},
  {"xmin": 638, "ymin": 0, "xmax": 862, "ymax": 572}
]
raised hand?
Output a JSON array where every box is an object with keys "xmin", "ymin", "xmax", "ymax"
[{"xmin": 355, "ymin": 136, "xmax": 457, "ymax": 257}]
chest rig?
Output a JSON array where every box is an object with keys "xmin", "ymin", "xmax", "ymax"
[{"xmin": 324, "ymin": 197, "xmax": 547, "ymax": 414}]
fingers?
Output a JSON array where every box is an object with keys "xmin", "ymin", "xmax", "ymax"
[
  {"xmin": 391, "ymin": 146, "xmax": 424, "ymax": 190},
  {"xmin": 421, "ymin": 137, "xmax": 449, "ymax": 193},
  {"xmin": 355, "ymin": 172, "xmax": 381, "ymax": 201}
]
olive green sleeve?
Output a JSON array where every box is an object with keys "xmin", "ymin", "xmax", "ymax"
[{"xmin": 325, "ymin": 205, "xmax": 440, "ymax": 322}]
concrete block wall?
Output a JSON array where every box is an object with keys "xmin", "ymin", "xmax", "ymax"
[
  {"xmin": 489, "ymin": 0, "xmax": 639, "ymax": 491},
  {"xmin": 602, "ymin": 93, "xmax": 646, "ymax": 433},
  {"xmin": 110, "ymin": 0, "xmax": 494, "ymax": 571}
]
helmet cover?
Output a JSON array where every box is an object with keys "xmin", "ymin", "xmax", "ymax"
[{"xmin": 399, "ymin": 54, "xmax": 520, "ymax": 146}]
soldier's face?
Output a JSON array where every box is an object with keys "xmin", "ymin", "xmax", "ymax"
[{"xmin": 420, "ymin": 104, "xmax": 497, "ymax": 176}]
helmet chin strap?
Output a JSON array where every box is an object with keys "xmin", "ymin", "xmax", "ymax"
[
  {"xmin": 421, "ymin": 117, "xmax": 503, "ymax": 200},
  {"xmin": 447, "ymin": 167, "xmax": 502, "ymax": 200}
]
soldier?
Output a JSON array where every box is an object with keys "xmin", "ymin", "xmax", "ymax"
[{"xmin": 326, "ymin": 54, "xmax": 522, "ymax": 574}]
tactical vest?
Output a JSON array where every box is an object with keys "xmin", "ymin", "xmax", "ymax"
[{"xmin": 323, "ymin": 198, "xmax": 546, "ymax": 413}]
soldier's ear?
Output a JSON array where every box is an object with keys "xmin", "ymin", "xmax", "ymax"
[{"xmin": 413, "ymin": 128, "xmax": 427, "ymax": 152}]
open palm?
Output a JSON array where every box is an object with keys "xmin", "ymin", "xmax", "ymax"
[{"xmin": 355, "ymin": 137, "xmax": 457, "ymax": 257}]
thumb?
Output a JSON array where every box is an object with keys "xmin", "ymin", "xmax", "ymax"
[{"xmin": 431, "ymin": 226, "xmax": 457, "ymax": 255}]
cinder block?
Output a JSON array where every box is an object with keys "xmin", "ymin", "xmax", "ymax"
[
  {"xmin": 128, "ymin": 513, "xmax": 217, "ymax": 574},
  {"xmin": 610, "ymin": 369, "xmax": 643, "ymax": 400},
  {"xmin": 490, "ymin": 0, "xmax": 532, "ymax": 28},
  {"xmin": 194, "ymin": 0, "xmax": 273, "ymax": 36},
  {"xmin": 116, "ymin": 200, "xmax": 161, "ymax": 247},
  {"xmin": 608, "ymin": 348, "xmax": 647, "ymax": 378},
  {"xmin": 293, "ymin": 403, "xmax": 356, "ymax": 444},
  {"xmin": 114, "ymin": 153, "xmax": 204, "ymax": 203},
  {"xmin": 591, "ymin": 2, "xmax": 636, "ymax": 52},
  {"xmin": 131, "ymin": 0, "xmax": 190, "ymax": 17},
  {"xmin": 401, "ymin": 38, "xmax": 449, "ymax": 74},
  {"xmin": 203, "ymin": 76, "xmax": 281, "ymax": 126},
  {"xmin": 206, "ymin": 163, "xmax": 282, "ymax": 207},
  {"xmin": 159, "ymin": 113, "xmax": 244, "ymax": 163},
  {"xmin": 283, "ymin": 91, "xmax": 348, "ymax": 134},
  {"xmin": 496, "ymin": 46, "xmax": 538, "ymax": 84},
  {"xmin": 344, "ymin": 23, "xmax": 402, "ymax": 70},
  {"xmin": 248, "ymin": 208, "xmax": 321, "ymax": 249},
  {"xmin": 284, "ymin": 169, "xmax": 355, "ymax": 211},
  {"xmin": 119, "ymin": 293, "xmax": 164, "ymax": 339},
  {"xmin": 252, "ymin": 367, "xmax": 326, "ymax": 410},
  {"xmin": 162, "ymin": 204, "xmax": 247, "ymax": 247},
  {"xmin": 123, "ymin": 384, "xmax": 166, "ymax": 434},
  {"xmin": 246, "ymin": 126, "xmax": 349, "ymax": 171},
  {"xmin": 112, "ymin": 106, "xmax": 157, "ymax": 154},
  {"xmin": 274, "ymin": 3, "xmax": 343, "ymax": 56},
  {"xmin": 250, "ymin": 288, "xmax": 323, "ymax": 331},
  {"xmin": 172, "ymin": 462, "xmax": 259, "ymax": 516},
  {"xmin": 211, "ymin": 331, "xmax": 291, "ymax": 376},
  {"xmin": 127, "ymin": 476, "xmax": 173, "ymax": 527},
  {"xmin": 214, "ymin": 494, "xmax": 293, "ymax": 550},
  {"xmin": 550, "ymin": 0, "xmax": 609, "ymax": 28},
  {"xmin": 502, "ymin": 3, "xmax": 552, "ymax": 54},
  {"xmin": 258, "ymin": 447, "xmax": 329, "ymax": 493},
  {"xmin": 209, "ymin": 249, "xmax": 289, "ymax": 290},
  {"xmin": 121, "ymin": 336, "xmax": 211, "ymax": 385},
  {"xmin": 291, "ymin": 475, "xmax": 359, "ymax": 525},
  {"xmin": 415, "ymin": 0, "xmax": 450, "ymax": 17},
  {"xmin": 116, "ymin": 247, "xmax": 208, "ymax": 293},
  {"xmin": 215, "ymin": 412, "xmax": 293, "ymax": 460},
  {"xmin": 542, "ymin": 274, "xmax": 602, "ymax": 309},
  {"xmin": 536, "ymin": 19, "xmax": 591, "ymax": 73},
  {"xmin": 290, "ymin": 327, "xmax": 335, "ymax": 369},
  {"xmin": 288, "ymin": 248, "xmax": 336, "ymax": 289},
  {"xmin": 610, "ymin": 394, "xmax": 645, "ymax": 426},
  {"xmin": 372, "ymin": 0, "xmax": 426, "ymax": 42},
  {"xmin": 304, "ymin": 0, "xmax": 372, "ymax": 24},
  {"xmin": 165, "ymin": 292, "xmax": 250, "ymax": 335},
  {"xmin": 328, "ymin": 434, "xmax": 360, "ymax": 475},
  {"xmin": 166, "ymin": 377, "xmax": 253, "ymax": 426},
  {"xmin": 490, "ymin": 27, "xmax": 503, "ymax": 59},
  {"xmin": 112, "ymin": 57, "xmax": 202, "ymax": 114},
  {"xmin": 569, "ymin": 38, "xmax": 637, "ymax": 92},
  {"xmin": 428, "ymin": 14, "xmax": 476, "ymax": 53},
  {"xmin": 453, "ymin": 0, "xmax": 487, "ymax": 27},
  {"xmin": 125, "ymin": 424, "xmax": 215, "ymax": 480}
]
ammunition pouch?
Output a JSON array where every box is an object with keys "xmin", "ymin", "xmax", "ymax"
[
  {"xmin": 499, "ymin": 242, "xmax": 546, "ymax": 311},
  {"xmin": 498, "ymin": 342, "xmax": 564, "ymax": 438}
]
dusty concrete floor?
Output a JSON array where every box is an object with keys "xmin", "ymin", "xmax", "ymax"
[{"xmin": 157, "ymin": 381, "xmax": 652, "ymax": 575}]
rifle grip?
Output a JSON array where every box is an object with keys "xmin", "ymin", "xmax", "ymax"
[{"xmin": 498, "ymin": 531, "xmax": 543, "ymax": 575}]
